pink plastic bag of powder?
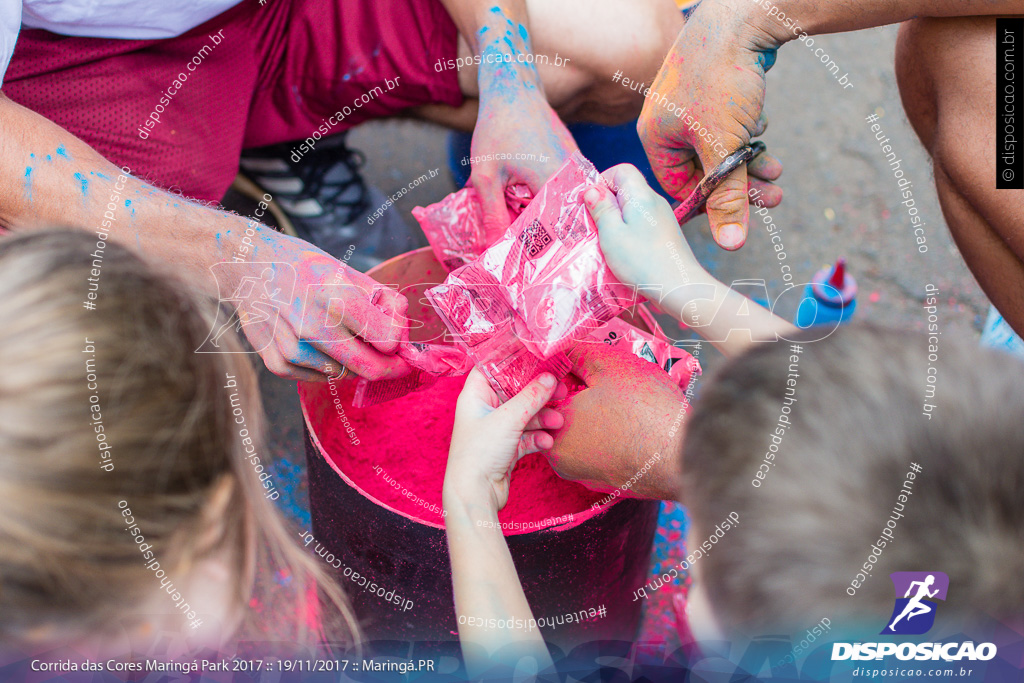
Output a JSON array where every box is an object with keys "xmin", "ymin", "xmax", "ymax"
[
  {"xmin": 429, "ymin": 152, "xmax": 637, "ymax": 360},
  {"xmin": 585, "ymin": 309, "xmax": 702, "ymax": 389},
  {"xmin": 352, "ymin": 341, "xmax": 475, "ymax": 408},
  {"xmin": 425, "ymin": 264, "xmax": 570, "ymax": 402},
  {"xmin": 413, "ymin": 184, "xmax": 533, "ymax": 272}
]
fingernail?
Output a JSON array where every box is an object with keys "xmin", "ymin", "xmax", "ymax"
[
  {"xmin": 717, "ymin": 223, "xmax": 745, "ymax": 250},
  {"xmin": 583, "ymin": 187, "xmax": 602, "ymax": 206},
  {"xmin": 539, "ymin": 373, "xmax": 556, "ymax": 388}
]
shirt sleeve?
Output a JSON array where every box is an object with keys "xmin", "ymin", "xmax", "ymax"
[{"xmin": 0, "ymin": 1, "xmax": 23, "ymax": 89}]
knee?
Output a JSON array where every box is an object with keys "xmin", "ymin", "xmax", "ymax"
[
  {"xmin": 897, "ymin": 16, "xmax": 995, "ymax": 158},
  {"xmin": 895, "ymin": 18, "xmax": 941, "ymax": 151}
]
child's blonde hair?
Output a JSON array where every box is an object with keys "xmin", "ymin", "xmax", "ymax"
[
  {"xmin": 0, "ymin": 229, "xmax": 358, "ymax": 649},
  {"xmin": 682, "ymin": 325, "xmax": 1024, "ymax": 634}
]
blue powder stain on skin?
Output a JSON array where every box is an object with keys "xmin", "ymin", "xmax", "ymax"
[
  {"xmin": 94, "ymin": 171, "xmax": 110, "ymax": 180},
  {"xmin": 24, "ymin": 167, "xmax": 32, "ymax": 198},
  {"xmin": 73, "ymin": 172, "xmax": 89, "ymax": 195},
  {"xmin": 56, "ymin": 145, "xmax": 70, "ymax": 159},
  {"xmin": 480, "ymin": 26, "xmax": 489, "ymax": 34},
  {"xmin": 503, "ymin": 36, "xmax": 515, "ymax": 51},
  {"xmin": 46, "ymin": 155, "xmax": 52, "ymax": 161},
  {"xmin": 29, "ymin": 153, "xmax": 34, "ymax": 159},
  {"xmin": 518, "ymin": 24, "xmax": 528, "ymax": 41},
  {"xmin": 758, "ymin": 48, "xmax": 778, "ymax": 71}
]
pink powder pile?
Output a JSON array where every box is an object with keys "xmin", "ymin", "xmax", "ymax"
[{"xmin": 313, "ymin": 374, "xmax": 604, "ymax": 531}]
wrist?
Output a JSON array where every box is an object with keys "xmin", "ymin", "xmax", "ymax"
[
  {"xmin": 703, "ymin": 0, "xmax": 795, "ymax": 49},
  {"xmin": 634, "ymin": 436, "xmax": 686, "ymax": 501},
  {"xmin": 443, "ymin": 484, "xmax": 500, "ymax": 522},
  {"xmin": 661, "ymin": 264, "xmax": 720, "ymax": 325}
]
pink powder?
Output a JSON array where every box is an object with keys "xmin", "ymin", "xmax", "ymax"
[{"xmin": 312, "ymin": 374, "xmax": 604, "ymax": 531}]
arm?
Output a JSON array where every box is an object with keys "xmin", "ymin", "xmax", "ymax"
[
  {"xmin": 0, "ymin": 94, "xmax": 410, "ymax": 382},
  {"xmin": 438, "ymin": 0, "xmax": 577, "ymax": 235},
  {"xmin": 443, "ymin": 369, "xmax": 564, "ymax": 677},
  {"xmin": 743, "ymin": 0, "xmax": 1024, "ymax": 39},
  {"xmin": 640, "ymin": 0, "xmax": 1022, "ymax": 251},
  {"xmin": 903, "ymin": 581, "xmax": 922, "ymax": 599},
  {"xmin": 587, "ymin": 164, "xmax": 797, "ymax": 358}
]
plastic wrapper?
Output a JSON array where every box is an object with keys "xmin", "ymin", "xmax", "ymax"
[
  {"xmin": 425, "ymin": 264, "xmax": 571, "ymax": 402},
  {"xmin": 352, "ymin": 341, "xmax": 474, "ymax": 408},
  {"xmin": 586, "ymin": 307, "xmax": 701, "ymax": 389},
  {"xmin": 413, "ymin": 184, "xmax": 533, "ymax": 272},
  {"xmin": 428, "ymin": 152, "xmax": 637, "ymax": 361}
]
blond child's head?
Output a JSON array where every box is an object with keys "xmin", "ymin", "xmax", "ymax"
[
  {"xmin": 0, "ymin": 229, "xmax": 356, "ymax": 654},
  {"xmin": 680, "ymin": 325, "xmax": 1024, "ymax": 639}
]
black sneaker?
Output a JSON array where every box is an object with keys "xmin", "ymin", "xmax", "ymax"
[{"xmin": 236, "ymin": 134, "xmax": 418, "ymax": 271}]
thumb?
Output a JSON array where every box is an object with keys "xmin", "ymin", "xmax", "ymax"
[
  {"xmin": 704, "ymin": 164, "xmax": 750, "ymax": 251},
  {"xmin": 474, "ymin": 172, "xmax": 512, "ymax": 241},
  {"xmin": 566, "ymin": 343, "xmax": 612, "ymax": 387},
  {"xmin": 496, "ymin": 373, "xmax": 559, "ymax": 432},
  {"xmin": 585, "ymin": 184, "xmax": 622, "ymax": 229},
  {"xmin": 583, "ymin": 185, "xmax": 626, "ymax": 244}
]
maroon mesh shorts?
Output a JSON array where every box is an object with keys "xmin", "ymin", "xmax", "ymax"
[{"xmin": 3, "ymin": 0, "xmax": 463, "ymax": 202}]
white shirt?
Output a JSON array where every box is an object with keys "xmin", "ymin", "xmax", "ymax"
[{"xmin": 1, "ymin": 0, "xmax": 242, "ymax": 87}]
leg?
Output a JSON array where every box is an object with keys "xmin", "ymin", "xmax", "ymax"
[
  {"xmin": 896, "ymin": 16, "xmax": 1024, "ymax": 337},
  {"xmin": 413, "ymin": 0, "xmax": 685, "ymax": 130}
]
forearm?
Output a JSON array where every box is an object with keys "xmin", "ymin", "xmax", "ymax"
[
  {"xmin": 443, "ymin": 490, "xmax": 552, "ymax": 675},
  {"xmin": 440, "ymin": 0, "xmax": 544, "ymax": 94},
  {"xmin": 729, "ymin": 0, "xmax": 1024, "ymax": 44},
  {"xmin": 661, "ymin": 267, "xmax": 796, "ymax": 357},
  {"xmin": 0, "ymin": 95, "xmax": 256, "ymax": 295},
  {"xmin": 628, "ymin": 427, "xmax": 687, "ymax": 501}
]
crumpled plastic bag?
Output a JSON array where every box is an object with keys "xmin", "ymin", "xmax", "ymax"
[
  {"xmin": 429, "ymin": 152, "xmax": 636, "ymax": 362},
  {"xmin": 352, "ymin": 341, "xmax": 475, "ymax": 408},
  {"xmin": 413, "ymin": 184, "xmax": 532, "ymax": 272},
  {"xmin": 586, "ymin": 307, "xmax": 701, "ymax": 389}
]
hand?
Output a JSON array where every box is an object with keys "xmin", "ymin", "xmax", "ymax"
[
  {"xmin": 444, "ymin": 369, "xmax": 567, "ymax": 512},
  {"xmin": 470, "ymin": 86, "xmax": 577, "ymax": 240},
  {"xmin": 220, "ymin": 231, "xmax": 413, "ymax": 382},
  {"xmin": 547, "ymin": 343, "xmax": 686, "ymax": 500},
  {"xmin": 638, "ymin": 0, "xmax": 784, "ymax": 250},
  {"xmin": 586, "ymin": 164, "xmax": 711, "ymax": 292}
]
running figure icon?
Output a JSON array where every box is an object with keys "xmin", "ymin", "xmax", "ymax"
[
  {"xmin": 197, "ymin": 261, "xmax": 296, "ymax": 354},
  {"xmin": 888, "ymin": 574, "xmax": 940, "ymax": 631}
]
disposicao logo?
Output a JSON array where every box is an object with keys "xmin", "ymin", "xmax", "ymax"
[
  {"xmin": 882, "ymin": 571, "xmax": 948, "ymax": 635},
  {"xmin": 832, "ymin": 571, "xmax": 998, "ymax": 662}
]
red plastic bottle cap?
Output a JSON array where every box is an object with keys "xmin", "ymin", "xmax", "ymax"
[{"xmin": 812, "ymin": 258, "xmax": 858, "ymax": 305}]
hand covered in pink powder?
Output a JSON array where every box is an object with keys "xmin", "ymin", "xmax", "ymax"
[
  {"xmin": 444, "ymin": 368, "xmax": 567, "ymax": 512},
  {"xmin": 220, "ymin": 231, "xmax": 413, "ymax": 382},
  {"xmin": 547, "ymin": 343, "xmax": 687, "ymax": 500},
  {"xmin": 638, "ymin": 0, "xmax": 784, "ymax": 250},
  {"xmin": 470, "ymin": 91, "xmax": 577, "ymax": 242}
]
